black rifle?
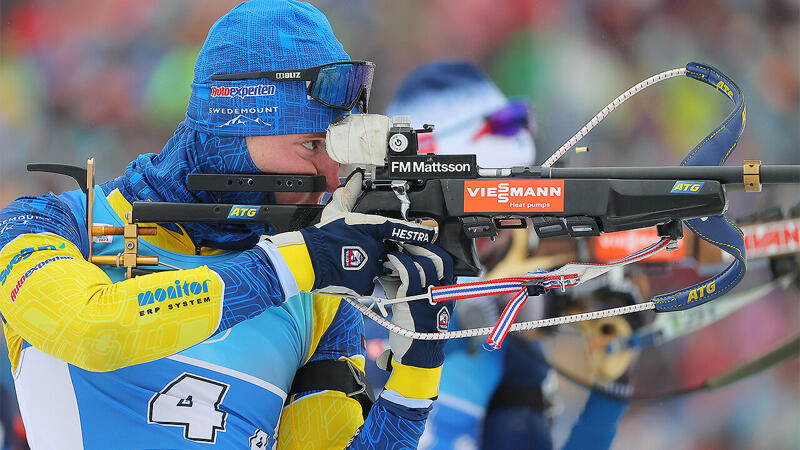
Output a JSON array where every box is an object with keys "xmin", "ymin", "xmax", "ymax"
[
  {"xmin": 28, "ymin": 125, "xmax": 800, "ymax": 277},
  {"xmin": 349, "ymin": 118, "xmax": 800, "ymax": 276}
]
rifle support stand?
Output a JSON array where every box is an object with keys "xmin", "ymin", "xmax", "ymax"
[
  {"xmin": 83, "ymin": 160, "xmax": 160, "ymax": 279},
  {"xmin": 28, "ymin": 158, "xmax": 161, "ymax": 279},
  {"xmin": 89, "ymin": 211, "xmax": 159, "ymax": 279}
]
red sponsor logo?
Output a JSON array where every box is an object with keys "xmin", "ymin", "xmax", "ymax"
[
  {"xmin": 210, "ymin": 84, "xmax": 275, "ymax": 98},
  {"xmin": 463, "ymin": 180, "xmax": 564, "ymax": 212},
  {"xmin": 9, "ymin": 273, "xmax": 27, "ymax": 303},
  {"xmin": 741, "ymin": 218, "xmax": 800, "ymax": 258},
  {"xmin": 8, "ymin": 255, "xmax": 73, "ymax": 302}
]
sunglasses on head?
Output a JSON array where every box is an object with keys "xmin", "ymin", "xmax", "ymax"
[
  {"xmin": 472, "ymin": 100, "xmax": 533, "ymax": 141},
  {"xmin": 211, "ymin": 60, "xmax": 375, "ymax": 112}
]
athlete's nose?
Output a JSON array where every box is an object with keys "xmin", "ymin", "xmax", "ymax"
[{"xmin": 315, "ymin": 142, "xmax": 341, "ymax": 193}]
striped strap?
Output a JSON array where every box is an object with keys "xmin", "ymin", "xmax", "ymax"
[
  {"xmin": 327, "ymin": 236, "xmax": 672, "ymax": 348},
  {"xmin": 486, "ymin": 289, "xmax": 529, "ymax": 350}
]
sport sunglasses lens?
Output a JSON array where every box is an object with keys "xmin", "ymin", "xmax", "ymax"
[
  {"xmin": 310, "ymin": 63, "xmax": 374, "ymax": 110},
  {"xmin": 355, "ymin": 63, "xmax": 373, "ymax": 110}
]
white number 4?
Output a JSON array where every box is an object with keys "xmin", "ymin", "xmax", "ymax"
[{"xmin": 148, "ymin": 373, "xmax": 230, "ymax": 443}]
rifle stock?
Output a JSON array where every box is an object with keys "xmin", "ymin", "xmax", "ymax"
[{"xmin": 354, "ymin": 176, "xmax": 731, "ymax": 276}]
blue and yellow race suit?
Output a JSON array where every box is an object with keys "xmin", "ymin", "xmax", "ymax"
[{"xmin": 0, "ymin": 183, "xmax": 435, "ymax": 449}]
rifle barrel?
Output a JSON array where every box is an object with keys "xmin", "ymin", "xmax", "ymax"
[
  {"xmin": 762, "ymin": 165, "xmax": 800, "ymax": 184},
  {"xmin": 530, "ymin": 164, "xmax": 800, "ymax": 185}
]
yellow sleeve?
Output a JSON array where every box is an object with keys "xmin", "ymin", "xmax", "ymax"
[
  {"xmin": 0, "ymin": 233, "xmax": 224, "ymax": 372},
  {"xmin": 269, "ymin": 231, "xmax": 315, "ymax": 292},
  {"xmin": 277, "ymin": 357, "xmax": 366, "ymax": 450},
  {"xmin": 385, "ymin": 361, "xmax": 443, "ymax": 399},
  {"xmin": 277, "ymin": 297, "xmax": 366, "ymax": 449}
]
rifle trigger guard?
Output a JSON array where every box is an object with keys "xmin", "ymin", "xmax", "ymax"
[{"xmin": 390, "ymin": 180, "xmax": 411, "ymax": 220}]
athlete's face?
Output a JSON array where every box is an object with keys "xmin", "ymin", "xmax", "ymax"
[{"xmin": 246, "ymin": 133, "xmax": 340, "ymax": 205}]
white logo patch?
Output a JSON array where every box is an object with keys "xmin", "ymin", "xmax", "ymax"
[
  {"xmin": 218, "ymin": 114, "xmax": 272, "ymax": 128},
  {"xmin": 342, "ymin": 246, "xmax": 368, "ymax": 270},
  {"xmin": 437, "ymin": 307, "xmax": 450, "ymax": 332}
]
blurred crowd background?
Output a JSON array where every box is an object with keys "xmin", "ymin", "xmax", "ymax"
[{"xmin": 0, "ymin": 0, "xmax": 798, "ymax": 449}]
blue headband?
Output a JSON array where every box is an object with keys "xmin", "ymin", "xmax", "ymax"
[
  {"xmin": 184, "ymin": 0, "xmax": 350, "ymax": 137},
  {"xmin": 185, "ymin": 79, "xmax": 346, "ymax": 136}
]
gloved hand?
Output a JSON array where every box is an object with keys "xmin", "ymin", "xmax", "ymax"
[
  {"xmin": 267, "ymin": 171, "xmax": 435, "ymax": 296},
  {"xmin": 377, "ymin": 243, "xmax": 456, "ymax": 370}
]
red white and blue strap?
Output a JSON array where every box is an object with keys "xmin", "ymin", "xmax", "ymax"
[
  {"xmin": 403, "ymin": 237, "xmax": 669, "ymax": 307},
  {"xmin": 429, "ymin": 278, "xmax": 529, "ymax": 302},
  {"xmin": 487, "ymin": 288, "xmax": 529, "ymax": 349},
  {"xmin": 328, "ymin": 236, "xmax": 672, "ymax": 348}
]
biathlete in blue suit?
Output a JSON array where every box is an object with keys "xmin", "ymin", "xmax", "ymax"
[{"xmin": 0, "ymin": 2, "xmax": 455, "ymax": 448}]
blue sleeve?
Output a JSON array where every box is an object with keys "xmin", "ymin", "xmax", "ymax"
[
  {"xmin": 0, "ymin": 195, "xmax": 89, "ymax": 255},
  {"xmin": 561, "ymin": 391, "xmax": 630, "ymax": 450},
  {"xmin": 290, "ymin": 301, "xmax": 366, "ymax": 402},
  {"xmin": 320, "ymin": 305, "xmax": 433, "ymax": 449},
  {"xmin": 308, "ymin": 300, "xmax": 365, "ymax": 364},
  {"xmin": 348, "ymin": 396, "xmax": 431, "ymax": 449},
  {"xmin": 280, "ymin": 301, "xmax": 431, "ymax": 449},
  {"xmin": 207, "ymin": 247, "xmax": 288, "ymax": 333}
]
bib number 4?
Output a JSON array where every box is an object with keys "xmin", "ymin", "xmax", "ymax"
[{"xmin": 148, "ymin": 373, "xmax": 230, "ymax": 443}]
